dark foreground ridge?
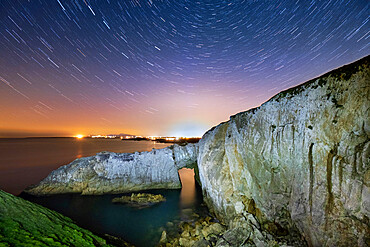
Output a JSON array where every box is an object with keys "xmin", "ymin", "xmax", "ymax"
[{"xmin": 0, "ymin": 190, "xmax": 131, "ymax": 246}]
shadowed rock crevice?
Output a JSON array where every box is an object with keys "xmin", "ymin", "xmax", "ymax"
[
  {"xmin": 326, "ymin": 146, "xmax": 336, "ymax": 215},
  {"xmin": 308, "ymin": 143, "xmax": 314, "ymax": 217}
]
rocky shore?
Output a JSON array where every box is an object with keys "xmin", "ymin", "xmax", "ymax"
[
  {"xmin": 157, "ymin": 208, "xmax": 305, "ymax": 247},
  {"xmin": 22, "ymin": 55, "xmax": 369, "ymax": 246}
]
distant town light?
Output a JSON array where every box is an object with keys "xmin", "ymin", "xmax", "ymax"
[{"xmin": 91, "ymin": 135, "xmax": 117, "ymax": 138}]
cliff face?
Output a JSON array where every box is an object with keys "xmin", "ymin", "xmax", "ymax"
[
  {"xmin": 197, "ymin": 56, "xmax": 369, "ymax": 246},
  {"xmin": 26, "ymin": 143, "xmax": 198, "ymax": 195}
]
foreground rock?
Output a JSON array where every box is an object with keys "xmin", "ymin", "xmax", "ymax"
[
  {"xmin": 112, "ymin": 193, "xmax": 166, "ymax": 208},
  {"xmin": 25, "ymin": 144, "xmax": 198, "ymax": 195},
  {"xmin": 160, "ymin": 217, "xmax": 226, "ymax": 247},
  {"xmin": 197, "ymin": 56, "xmax": 370, "ymax": 246},
  {"xmin": 0, "ymin": 190, "xmax": 126, "ymax": 246},
  {"xmin": 158, "ymin": 213, "xmax": 300, "ymax": 247}
]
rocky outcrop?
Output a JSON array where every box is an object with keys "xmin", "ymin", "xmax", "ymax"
[
  {"xmin": 0, "ymin": 190, "xmax": 124, "ymax": 246},
  {"xmin": 197, "ymin": 56, "xmax": 370, "ymax": 246},
  {"xmin": 112, "ymin": 193, "xmax": 166, "ymax": 209},
  {"xmin": 159, "ymin": 213, "xmax": 294, "ymax": 247},
  {"xmin": 160, "ymin": 216, "xmax": 226, "ymax": 247},
  {"xmin": 25, "ymin": 143, "xmax": 198, "ymax": 195}
]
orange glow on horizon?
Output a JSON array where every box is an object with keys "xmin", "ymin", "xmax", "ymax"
[
  {"xmin": 75, "ymin": 134, "xmax": 84, "ymax": 139},
  {"xmin": 0, "ymin": 81, "xmax": 263, "ymax": 139}
]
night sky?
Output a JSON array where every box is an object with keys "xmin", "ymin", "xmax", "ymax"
[{"xmin": 0, "ymin": 0, "xmax": 369, "ymax": 137}]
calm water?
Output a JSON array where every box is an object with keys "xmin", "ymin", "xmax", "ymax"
[
  {"xmin": 22, "ymin": 169, "xmax": 204, "ymax": 247},
  {"xmin": 0, "ymin": 138, "xmax": 171, "ymax": 195},
  {"xmin": 1, "ymin": 138, "xmax": 204, "ymax": 246}
]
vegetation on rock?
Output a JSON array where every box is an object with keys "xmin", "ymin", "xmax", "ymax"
[{"xmin": 0, "ymin": 190, "xmax": 116, "ymax": 247}]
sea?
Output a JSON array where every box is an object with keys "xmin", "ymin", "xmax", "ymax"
[{"xmin": 0, "ymin": 138, "xmax": 204, "ymax": 246}]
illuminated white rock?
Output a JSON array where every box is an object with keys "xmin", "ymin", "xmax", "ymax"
[
  {"xmin": 197, "ymin": 57, "xmax": 370, "ymax": 246},
  {"xmin": 26, "ymin": 143, "xmax": 198, "ymax": 195}
]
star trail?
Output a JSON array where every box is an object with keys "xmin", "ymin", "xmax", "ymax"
[{"xmin": 0, "ymin": 0, "xmax": 369, "ymax": 137}]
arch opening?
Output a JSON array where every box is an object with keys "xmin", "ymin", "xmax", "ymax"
[{"xmin": 178, "ymin": 168, "xmax": 200, "ymax": 208}]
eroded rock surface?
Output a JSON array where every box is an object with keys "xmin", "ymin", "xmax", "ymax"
[
  {"xmin": 197, "ymin": 56, "xmax": 370, "ymax": 246},
  {"xmin": 25, "ymin": 143, "xmax": 198, "ymax": 195}
]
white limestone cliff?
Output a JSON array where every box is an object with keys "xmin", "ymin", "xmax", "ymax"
[{"xmin": 197, "ymin": 56, "xmax": 369, "ymax": 246}]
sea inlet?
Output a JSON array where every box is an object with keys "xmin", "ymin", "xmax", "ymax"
[
  {"xmin": 22, "ymin": 168, "xmax": 204, "ymax": 246},
  {"xmin": 0, "ymin": 138, "xmax": 205, "ymax": 246}
]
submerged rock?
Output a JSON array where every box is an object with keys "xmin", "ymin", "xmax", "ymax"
[
  {"xmin": 25, "ymin": 143, "xmax": 198, "ymax": 195},
  {"xmin": 112, "ymin": 193, "xmax": 166, "ymax": 208},
  {"xmin": 159, "ymin": 230, "xmax": 167, "ymax": 244},
  {"xmin": 197, "ymin": 56, "xmax": 370, "ymax": 246},
  {"xmin": 0, "ymin": 190, "xmax": 126, "ymax": 246}
]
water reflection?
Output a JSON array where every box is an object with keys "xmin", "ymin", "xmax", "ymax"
[
  {"xmin": 76, "ymin": 139, "xmax": 83, "ymax": 159},
  {"xmin": 178, "ymin": 168, "xmax": 196, "ymax": 208}
]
